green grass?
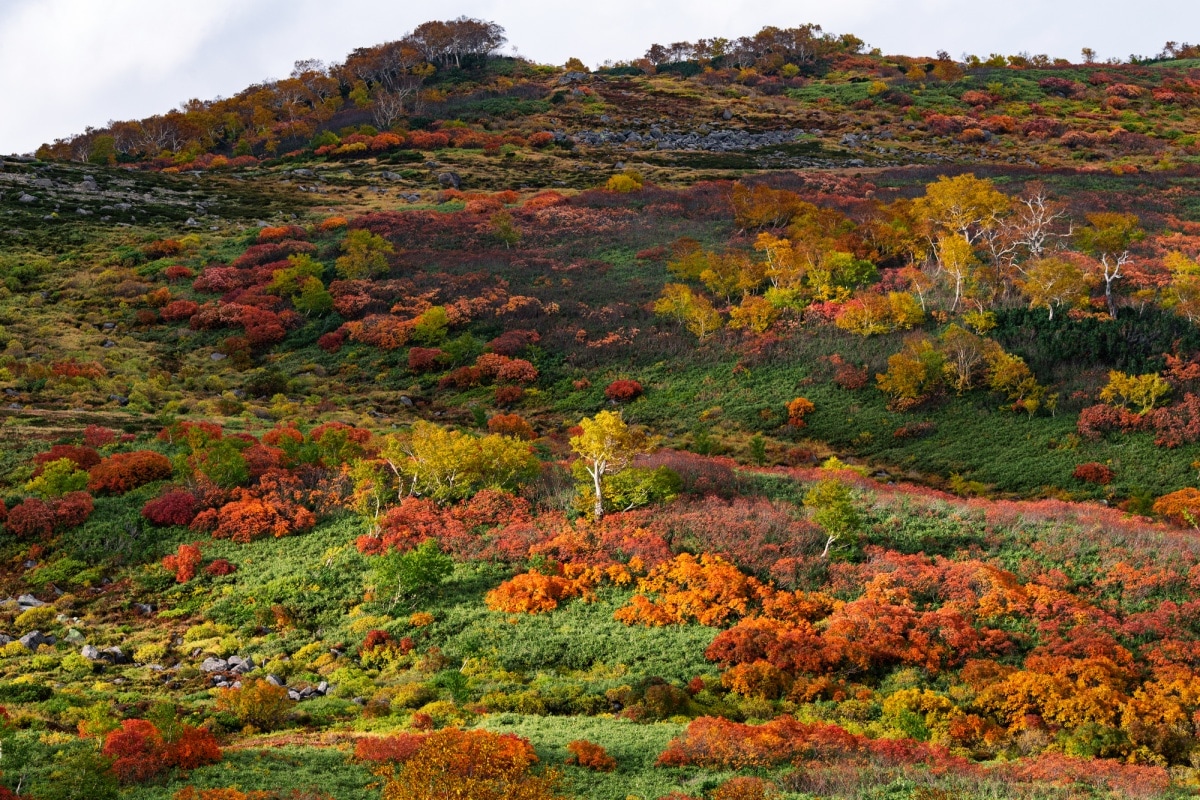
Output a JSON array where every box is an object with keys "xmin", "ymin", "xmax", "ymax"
[
  {"xmin": 123, "ymin": 746, "xmax": 377, "ymax": 800},
  {"xmin": 477, "ymin": 714, "xmax": 696, "ymax": 800}
]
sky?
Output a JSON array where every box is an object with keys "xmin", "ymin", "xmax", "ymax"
[{"xmin": 1, "ymin": 0, "xmax": 1197, "ymax": 154}]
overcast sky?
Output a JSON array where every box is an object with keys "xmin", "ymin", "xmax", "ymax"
[{"xmin": 2, "ymin": 0, "xmax": 1197, "ymax": 154}]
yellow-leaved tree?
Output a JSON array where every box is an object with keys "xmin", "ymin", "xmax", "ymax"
[{"xmin": 570, "ymin": 411, "xmax": 656, "ymax": 519}]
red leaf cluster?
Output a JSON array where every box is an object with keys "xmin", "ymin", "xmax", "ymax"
[{"xmin": 102, "ymin": 718, "xmax": 221, "ymax": 784}]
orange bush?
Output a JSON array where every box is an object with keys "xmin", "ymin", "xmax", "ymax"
[
  {"xmin": 785, "ymin": 397, "xmax": 816, "ymax": 427},
  {"xmin": 485, "ymin": 570, "xmax": 593, "ymax": 613},
  {"xmin": 1154, "ymin": 488, "xmax": 1200, "ymax": 527},
  {"xmin": 487, "ymin": 413, "xmax": 536, "ymax": 440},
  {"xmin": 211, "ymin": 495, "xmax": 316, "ymax": 543},
  {"xmin": 614, "ymin": 553, "xmax": 767, "ymax": 627},
  {"xmin": 565, "ymin": 740, "xmax": 616, "ymax": 771},
  {"xmin": 88, "ymin": 451, "xmax": 172, "ymax": 494},
  {"xmin": 163, "ymin": 543, "xmax": 203, "ymax": 583}
]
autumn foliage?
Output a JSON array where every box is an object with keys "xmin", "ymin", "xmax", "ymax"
[
  {"xmin": 102, "ymin": 718, "xmax": 221, "ymax": 784},
  {"xmin": 88, "ymin": 451, "xmax": 173, "ymax": 494}
]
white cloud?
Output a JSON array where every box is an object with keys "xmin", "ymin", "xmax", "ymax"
[{"xmin": 1, "ymin": 0, "xmax": 1197, "ymax": 153}]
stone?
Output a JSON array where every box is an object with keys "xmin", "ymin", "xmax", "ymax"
[
  {"xmin": 722, "ymin": 108, "xmax": 734, "ymax": 120},
  {"xmin": 287, "ymin": 690, "xmax": 302, "ymax": 702},
  {"xmin": 437, "ymin": 171, "xmax": 462, "ymax": 189},
  {"xmin": 317, "ymin": 681, "xmax": 329, "ymax": 694},
  {"xmin": 0, "ymin": 635, "xmax": 11, "ymax": 646},
  {"xmin": 200, "ymin": 657, "xmax": 228, "ymax": 673},
  {"xmin": 19, "ymin": 631, "xmax": 55, "ymax": 650},
  {"xmin": 17, "ymin": 594, "xmax": 44, "ymax": 608},
  {"xmin": 100, "ymin": 647, "xmax": 130, "ymax": 665},
  {"xmin": 266, "ymin": 674, "xmax": 285, "ymax": 687},
  {"xmin": 18, "ymin": 194, "xmax": 37, "ymax": 203},
  {"xmin": 133, "ymin": 603, "xmax": 154, "ymax": 615},
  {"xmin": 209, "ymin": 352, "xmax": 227, "ymax": 361},
  {"xmin": 81, "ymin": 645, "xmax": 101, "ymax": 660},
  {"xmin": 65, "ymin": 629, "xmax": 84, "ymax": 643}
]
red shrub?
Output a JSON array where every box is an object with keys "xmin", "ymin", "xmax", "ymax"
[
  {"xmin": 494, "ymin": 385, "xmax": 525, "ymax": 407},
  {"xmin": 5, "ymin": 498, "xmax": 56, "ymax": 539},
  {"xmin": 566, "ymin": 740, "xmax": 616, "ymax": 771},
  {"xmin": 102, "ymin": 719, "xmax": 220, "ymax": 784},
  {"xmin": 1021, "ymin": 118, "xmax": 1065, "ymax": 139},
  {"xmin": 439, "ymin": 366, "xmax": 483, "ymax": 389},
  {"xmin": 163, "ymin": 265, "xmax": 194, "ymax": 281},
  {"xmin": 33, "ymin": 444, "xmax": 100, "ymax": 474},
  {"xmin": 142, "ymin": 490, "xmax": 199, "ymax": 527},
  {"xmin": 53, "ymin": 491, "xmax": 93, "ymax": 529},
  {"xmin": 1073, "ymin": 462, "xmax": 1115, "ymax": 485},
  {"xmin": 83, "ymin": 425, "xmax": 118, "ymax": 448},
  {"xmin": 407, "ymin": 131, "xmax": 451, "ymax": 150},
  {"xmin": 103, "ymin": 719, "xmax": 164, "ymax": 784},
  {"xmin": 89, "ymin": 451, "xmax": 172, "ymax": 494},
  {"xmin": 161, "ymin": 300, "xmax": 200, "ymax": 322},
  {"xmin": 355, "ymin": 733, "xmax": 426, "ymax": 764},
  {"xmin": 317, "ymin": 330, "xmax": 346, "ymax": 353},
  {"xmin": 408, "ymin": 347, "xmax": 446, "ymax": 373},
  {"xmin": 486, "ymin": 329, "xmax": 540, "ymax": 356},
  {"xmin": 605, "ymin": 380, "xmax": 644, "ymax": 403},
  {"xmin": 204, "ymin": 558, "xmax": 237, "ymax": 577}
]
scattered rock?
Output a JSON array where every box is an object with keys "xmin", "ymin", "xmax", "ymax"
[
  {"xmin": 437, "ymin": 171, "xmax": 462, "ymax": 189},
  {"xmin": 17, "ymin": 594, "xmax": 45, "ymax": 608},
  {"xmin": 266, "ymin": 674, "xmax": 285, "ymax": 687},
  {"xmin": 200, "ymin": 657, "xmax": 229, "ymax": 673},
  {"xmin": 81, "ymin": 645, "xmax": 101, "ymax": 660},
  {"xmin": 722, "ymin": 108, "xmax": 734, "ymax": 120},
  {"xmin": 287, "ymin": 690, "xmax": 302, "ymax": 702},
  {"xmin": 18, "ymin": 194, "xmax": 37, "ymax": 203},
  {"xmin": 209, "ymin": 352, "xmax": 227, "ymax": 361},
  {"xmin": 19, "ymin": 631, "xmax": 55, "ymax": 650}
]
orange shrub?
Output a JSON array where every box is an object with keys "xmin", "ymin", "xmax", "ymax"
[
  {"xmin": 785, "ymin": 397, "xmax": 816, "ymax": 427},
  {"xmin": 565, "ymin": 740, "xmax": 616, "ymax": 771},
  {"xmin": 485, "ymin": 570, "xmax": 592, "ymax": 614},
  {"xmin": 1153, "ymin": 488, "xmax": 1200, "ymax": 527},
  {"xmin": 163, "ymin": 543, "xmax": 203, "ymax": 583},
  {"xmin": 614, "ymin": 553, "xmax": 766, "ymax": 627},
  {"xmin": 88, "ymin": 451, "xmax": 172, "ymax": 494},
  {"xmin": 487, "ymin": 413, "xmax": 536, "ymax": 440},
  {"xmin": 211, "ymin": 496, "xmax": 316, "ymax": 543}
]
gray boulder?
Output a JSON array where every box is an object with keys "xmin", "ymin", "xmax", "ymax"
[
  {"xmin": 437, "ymin": 171, "xmax": 462, "ymax": 189},
  {"xmin": 19, "ymin": 631, "xmax": 55, "ymax": 650},
  {"xmin": 200, "ymin": 657, "xmax": 229, "ymax": 673}
]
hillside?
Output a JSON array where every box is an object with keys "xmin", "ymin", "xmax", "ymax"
[{"xmin": 3, "ymin": 17, "xmax": 1200, "ymax": 800}]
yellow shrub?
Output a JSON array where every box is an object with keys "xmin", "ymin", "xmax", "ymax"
[{"xmin": 15, "ymin": 605, "xmax": 56, "ymax": 632}]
